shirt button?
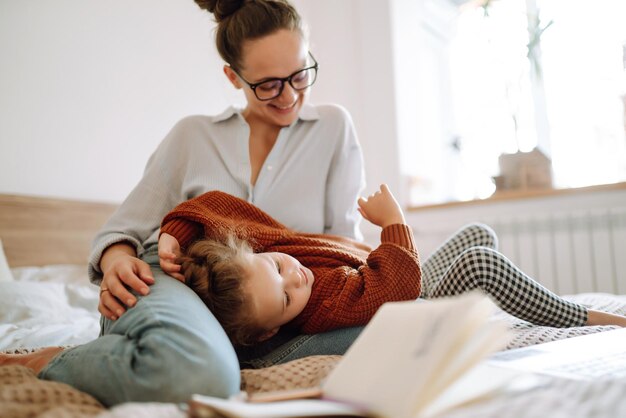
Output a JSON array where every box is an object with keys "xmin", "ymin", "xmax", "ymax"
[{"xmin": 267, "ymin": 165, "xmax": 273, "ymax": 170}]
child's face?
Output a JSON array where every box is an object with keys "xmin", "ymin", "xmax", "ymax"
[{"xmin": 244, "ymin": 251, "xmax": 314, "ymax": 334}]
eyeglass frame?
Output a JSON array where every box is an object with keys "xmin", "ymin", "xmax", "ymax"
[{"xmin": 232, "ymin": 52, "xmax": 319, "ymax": 101}]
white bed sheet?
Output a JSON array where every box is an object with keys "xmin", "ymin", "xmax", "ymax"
[{"xmin": 0, "ymin": 264, "xmax": 100, "ymax": 350}]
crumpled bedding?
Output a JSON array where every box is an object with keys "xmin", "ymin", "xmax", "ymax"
[{"xmin": 0, "ymin": 265, "xmax": 100, "ymax": 351}]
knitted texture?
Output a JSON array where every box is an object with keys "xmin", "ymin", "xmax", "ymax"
[
  {"xmin": 0, "ymin": 365, "xmax": 103, "ymax": 418},
  {"xmin": 241, "ymin": 355, "xmax": 342, "ymax": 394},
  {"xmin": 161, "ymin": 191, "xmax": 421, "ymax": 333}
]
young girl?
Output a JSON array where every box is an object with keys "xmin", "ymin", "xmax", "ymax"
[
  {"xmin": 159, "ymin": 184, "xmax": 420, "ymax": 345},
  {"xmin": 158, "ymin": 185, "xmax": 626, "ymax": 346}
]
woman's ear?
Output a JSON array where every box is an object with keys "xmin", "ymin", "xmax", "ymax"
[
  {"xmin": 224, "ymin": 65, "xmax": 242, "ymax": 89},
  {"xmin": 257, "ymin": 327, "xmax": 280, "ymax": 342}
]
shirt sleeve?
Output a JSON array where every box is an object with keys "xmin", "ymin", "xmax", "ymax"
[
  {"xmin": 297, "ymin": 224, "xmax": 421, "ymax": 333},
  {"xmin": 323, "ymin": 105, "xmax": 366, "ymax": 241},
  {"xmin": 87, "ymin": 120, "xmax": 192, "ymax": 284}
]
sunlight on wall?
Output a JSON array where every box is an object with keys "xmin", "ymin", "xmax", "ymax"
[{"xmin": 539, "ymin": 0, "xmax": 626, "ymax": 188}]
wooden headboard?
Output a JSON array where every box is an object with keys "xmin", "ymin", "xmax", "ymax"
[{"xmin": 0, "ymin": 194, "xmax": 118, "ymax": 267}]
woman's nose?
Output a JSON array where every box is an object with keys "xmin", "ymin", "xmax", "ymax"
[{"xmin": 278, "ymin": 83, "xmax": 297, "ymax": 102}]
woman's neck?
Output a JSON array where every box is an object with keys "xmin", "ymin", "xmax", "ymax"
[
  {"xmin": 242, "ymin": 108, "xmax": 282, "ymax": 140},
  {"xmin": 243, "ymin": 111, "xmax": 282, "ymax": 186}
]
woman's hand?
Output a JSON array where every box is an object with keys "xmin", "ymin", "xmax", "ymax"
[
  {"xmin": 98, "ymin": 243, "xmax": 154, "ymax": 320},
  {"xmin": 357, "ymin": 184, "xmax": 406, "ymax": 228},
  {"xmin": 158, "ymin": 233, "xmax": 185, "ymax": 283}
]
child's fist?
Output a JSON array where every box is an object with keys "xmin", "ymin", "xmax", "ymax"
[
  {"xmin": 158, "ymin": 232, "xmax": 185, "ymax": 282},
  {"xmin": 357, "ymin": 184, "xmax": 405, "ymax": 228}
]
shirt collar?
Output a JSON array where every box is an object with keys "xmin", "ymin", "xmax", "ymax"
[
  {"xmin": 213, "ymin": 106, "xmax": 239, "ymax": 123},
  {"xmin": 297, "ymin": 103, "xmax": 319, "ymax": 121},
  {"xmin": 213, "ymin": 103, "xmax": 320, "ymax": 124}
]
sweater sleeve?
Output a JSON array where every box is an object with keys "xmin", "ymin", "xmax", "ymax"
[
  {"xmin": 296, "ymin": 224, "xmax": 421, "ymax": 333},
  {"xmin": 160, "ymin": 219, "xmax": 203, "ymax": 250},
  {"xmin": 160, "ymin": 191, "xmax": 292, "ymax": 252}
]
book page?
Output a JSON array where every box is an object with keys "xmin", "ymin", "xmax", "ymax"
[
  {"xmin": 417, "ymin": 363, "xmax": 523, "ymax": 418},
  {"xmin": 408, "ymin": 297, "xmax": 512, "ymax": 412},
  {"xmin": 248, "ymin": 387, "xmax": 323, "ymax": 403},
  {"xmin": 322, "ymin": 292, "xmax": 512, "ymax": 418},
  {"xmin": 189, "ymin": 394, "xmax": 368, "ymax": 418}
]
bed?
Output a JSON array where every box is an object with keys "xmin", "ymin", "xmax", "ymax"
[{"xmin": 1, "ymin": 193, "xmax": 625, "ymax": 417}]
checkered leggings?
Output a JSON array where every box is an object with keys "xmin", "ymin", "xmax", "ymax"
[{"xmin": 420, "ymin": 223, "xmax": 588, "ymax": 327}]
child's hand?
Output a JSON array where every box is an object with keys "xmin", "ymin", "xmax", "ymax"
[
  {"xmin": 357, "ymin": 184, "xmax": 406, "ymax": 228},
  {"xmin": 158, "ymin": 233, "xmax": 185, "ymax": 283}
]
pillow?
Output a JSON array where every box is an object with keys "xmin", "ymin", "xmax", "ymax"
[{"xmin": 0, "ymin": 238, "xmax": 14, "ymax": 282}]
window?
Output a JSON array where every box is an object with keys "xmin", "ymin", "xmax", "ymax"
[{"xmin": 403, "ymin": 0, "xmax": 626, "ymax": 205}]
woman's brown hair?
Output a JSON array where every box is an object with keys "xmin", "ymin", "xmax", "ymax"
[
  {"xmin": 194, "ymin": 0, "xmax": 307, "ymax": 71},
  {"xmin": 179, "ymin": 235, "xmax": 265, "ymax": 346}
]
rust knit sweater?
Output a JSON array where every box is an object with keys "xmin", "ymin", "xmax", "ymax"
[{"xmin": 160, "ymin": 191, "xmax": 421, "ymax": 334}]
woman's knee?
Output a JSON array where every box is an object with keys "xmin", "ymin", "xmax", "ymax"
[
  {"xmin": 160, "ymin": 352, "xmax": 240, "ymax": 402},
  {"xmin": 123, "ymin": 332, "xmax": 241, "ymax": 403},
  {"xmin": 101, "ymin": 274, "xmax": 242, "ymax": 403},
  {"xmin": 131, "ymin": 362, "xmax": 240, "ymax": 404}
]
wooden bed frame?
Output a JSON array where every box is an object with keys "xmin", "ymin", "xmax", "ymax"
[{"xmin": 0, "ymin": 194, "xmax": 118, "ymax": 267}]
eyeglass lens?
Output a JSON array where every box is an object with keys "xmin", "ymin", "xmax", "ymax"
[{"xmin": 255, "ymin": 67, "xmax": 317, "ymax": 100}]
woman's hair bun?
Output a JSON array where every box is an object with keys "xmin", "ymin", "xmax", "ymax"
[{"xmin": 194, "ymin": 0, "xmax": 245, "ymax": 21}]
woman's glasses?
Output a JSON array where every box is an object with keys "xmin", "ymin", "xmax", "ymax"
[{"xmin": 235, "ymin": 52, "xmax": 318, "ymax": 101}]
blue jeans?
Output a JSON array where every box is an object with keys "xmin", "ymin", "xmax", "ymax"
[
  {"xmin": 38, "ymin": 248, "xmax": 363, "ymax": 406},
  {"xmin": 237, "ymin": 325, "xmax": 364, "ymax": 369}
]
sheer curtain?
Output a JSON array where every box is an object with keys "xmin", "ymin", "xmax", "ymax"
[{"xmin": 403, "ymin": 0, "xmax": 626, "ymax": 205}]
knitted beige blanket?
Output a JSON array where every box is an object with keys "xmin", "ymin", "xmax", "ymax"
[
  {"xmin": 0, "ymin": 355, "xmax": 341, "ymax": 418},
  {"xmin": 0, "ymin": 365, "xmax": 103, "ymax": 418}
]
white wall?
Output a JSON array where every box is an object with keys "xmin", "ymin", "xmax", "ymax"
[
  {"xmin": 1, "ymin": 1, "xmax": 235, "ymax": 202},
  {"xmin": 0, "ymin": 0, "xmax": 401, "ymax": 214},
  {"xmin": 294, "ymin": 0, "xmax": 401, "ymax": 242}
]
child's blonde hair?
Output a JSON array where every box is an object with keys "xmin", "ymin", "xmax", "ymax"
[{"xmin": 179, "ymin": 235, "xmax": 266, "ymax": 346}]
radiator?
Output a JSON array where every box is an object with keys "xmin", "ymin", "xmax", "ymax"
[{"xmin": 484, "ymin": 209, "xmax": 626, "ymax": 295}]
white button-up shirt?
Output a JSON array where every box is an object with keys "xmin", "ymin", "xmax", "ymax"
[{"xmin": 89, "ymin": 103, "xmax": 366, "ymax": 283}]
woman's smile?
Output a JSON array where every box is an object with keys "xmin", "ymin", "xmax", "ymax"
[{"xmin": 270, "ymin": 101, "xmax": 298, "ymax": 114}]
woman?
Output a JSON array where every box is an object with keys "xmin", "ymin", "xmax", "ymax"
[{"xmin": 12, "ymin": 0, "xmax": 366, "ymax": 407}]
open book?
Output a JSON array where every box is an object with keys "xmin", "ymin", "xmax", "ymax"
[{"xmin": 189, "ymin": 292, "xmax": 520, "ymax": 418}]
